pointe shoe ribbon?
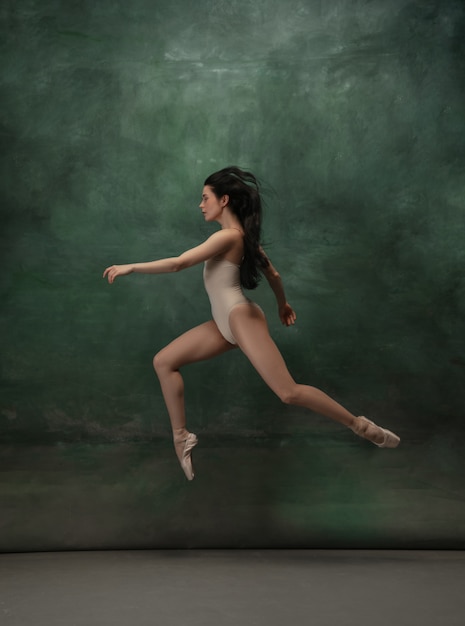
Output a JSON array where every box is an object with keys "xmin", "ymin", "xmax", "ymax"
[
  {"xmin": 352, "ymin": 416, "xmax": 400, "ymax": 448},
  {"xmin": 176, "ymin": 433, "xmax": 198, "ymax": 481}
]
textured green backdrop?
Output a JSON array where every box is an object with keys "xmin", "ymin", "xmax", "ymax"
[{"xmin": 1, "ymin": 0, "xmax": 464, "ymax": 550}]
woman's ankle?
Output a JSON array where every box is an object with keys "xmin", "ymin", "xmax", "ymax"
[{"xmin": 173, "ymin": 427, "xmax": 189, "ymax": 442}]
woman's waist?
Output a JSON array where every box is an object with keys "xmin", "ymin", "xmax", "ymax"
[{"xmin": 206, "ymin": 287, "xmax": 249, "ymax": 308}]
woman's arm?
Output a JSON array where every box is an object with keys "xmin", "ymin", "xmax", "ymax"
[
  {"xmin": 103, "ymin": 230, "xmax": 239, "ymax": 284},
  {"xmin": 260, "ymin": 250, "xmax": 296, "ymax": 327}
]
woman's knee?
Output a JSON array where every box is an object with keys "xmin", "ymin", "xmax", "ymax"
[
  {"xmin": 153, "ymin": 349, "xmax": 171, "ymax": 375},
  {"xmin": 277, "ymin": 385, "xmax": 300, "ymax": 405}
]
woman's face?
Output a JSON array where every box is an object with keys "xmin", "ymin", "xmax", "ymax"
[{"xmin": 199, "ymin": 186, "xmax": 227, "ymax": 222}]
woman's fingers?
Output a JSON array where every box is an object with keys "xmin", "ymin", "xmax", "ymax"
[{"xmin": 103, "ymin": 265, "xmax": 116, "ymax": 283}]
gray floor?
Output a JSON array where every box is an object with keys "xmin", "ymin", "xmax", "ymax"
[{"xmin": 1, "ymin": 550, "xmax": 464, "ymax": 626}]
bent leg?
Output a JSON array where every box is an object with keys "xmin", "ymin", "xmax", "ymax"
[
  {"xmin": 153, "ymin": 320, "xmax": 235, "ymax": 433},
  {"xmin": 154, "ymin": 321, "xmax": 236, "ymax": 479}
]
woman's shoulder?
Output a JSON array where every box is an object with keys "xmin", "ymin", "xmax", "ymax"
[
  {"xmin": 206, "ymin": 228, "xmax": 243, "ymax": 264},
  {"xmin": 208, "ymin": 228, "xmax": 243, "ymax": 242}
]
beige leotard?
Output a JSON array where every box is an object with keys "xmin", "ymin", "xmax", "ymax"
[{"xmin": 203, "ymin": 257, "xmax": 258, "ymax": 344}]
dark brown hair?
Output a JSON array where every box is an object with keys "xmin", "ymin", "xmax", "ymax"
[{"xmin": 204, "ymin": 166, "xmax": 269, "ymax": 289}]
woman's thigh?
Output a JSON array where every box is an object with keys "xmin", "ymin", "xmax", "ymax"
[
  {"xmin": 229, "ymin": 305, "xmax": 296, "ymax": 396},
  {"xmin": 155, "ymin": 320, "xmax": 236, "ymax": 370}
]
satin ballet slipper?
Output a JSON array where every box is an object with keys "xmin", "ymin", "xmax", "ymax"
[
  {"xmin": 174, "ymin": 433, "xmax": 198, "ymax": 481},
  {"xmin": 351, "ymin": 416, "xmax": 400, "ymax": 448}
]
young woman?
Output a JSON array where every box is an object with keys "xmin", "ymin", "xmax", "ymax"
[{"xmin": 103, "ymin": 166, "xmax": 400, "ymax": 480}]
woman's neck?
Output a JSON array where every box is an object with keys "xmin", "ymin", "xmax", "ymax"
[{"xmin": 216, "ymin": 210, "xmax": 242, "ymax": 233}]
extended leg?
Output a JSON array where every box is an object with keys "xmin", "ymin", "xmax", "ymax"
[{"xmin": 229, "ymin": 305, "xmax": 399, "ymax": 447}]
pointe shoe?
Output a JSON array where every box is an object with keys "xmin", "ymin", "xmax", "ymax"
[
  {"xmin": 174, "ymin": 433, "xmax": 198, "ymax": 480},
  {"xmin": 352, "ymin": 416, "xmax": 400, "ymax": 448}
]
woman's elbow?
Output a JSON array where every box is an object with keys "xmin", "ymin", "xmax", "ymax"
[
  {"xmin": 173, "ymin": 256, "xmax": 191, "ymax": 272},
  {"xmin": 268, "ymin": 269, "xmax": 281, "ymax": 282}
]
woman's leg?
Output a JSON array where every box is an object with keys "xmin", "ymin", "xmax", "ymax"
[
  {"xmin": 153, "ymin": 321, "xmax": 236, "ymax": 477},
  {"xmin": 154, "ymin": 320, "xmax": 235, "ymax": 432},
  {"xmin": 229, "ymin": 305, "xmax": 398, "ymax": 446}
]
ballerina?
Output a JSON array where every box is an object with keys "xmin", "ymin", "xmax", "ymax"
[{"xmin": 103, "ymin": 166, "xmax": 400, "ymax": 480}]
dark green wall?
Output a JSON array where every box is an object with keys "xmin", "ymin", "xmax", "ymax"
[{"xmin": 1, "ymin": 0, "xmax": 465, "ymax": 550}]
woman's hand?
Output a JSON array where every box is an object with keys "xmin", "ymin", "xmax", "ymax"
[
  {"xmin": 279, "ymin": 302, "xmax": 296, "ymax": 326},
  {"xmin": 103, "ymin": 264, "xmax": 133, "ymax": 284}
]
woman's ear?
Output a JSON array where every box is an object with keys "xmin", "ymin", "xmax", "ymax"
[{"xmin": 221, "ymin": 194, "xmax": 229, "ymax": 207}]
